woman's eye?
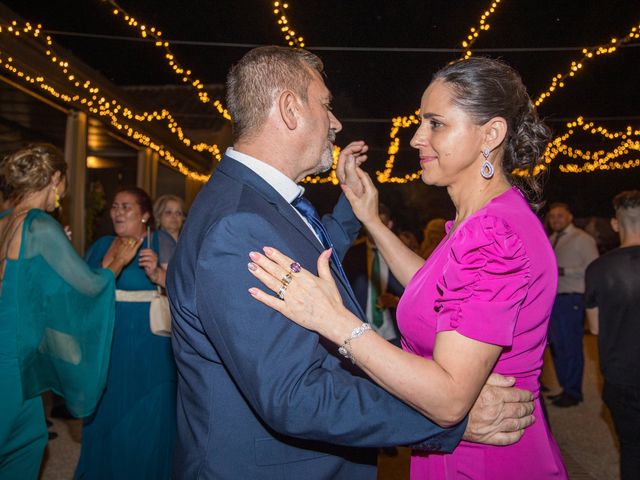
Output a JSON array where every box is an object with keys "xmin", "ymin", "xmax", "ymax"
[{"xmin": 430, "ymin": 120, "xmax": 442, "ymax": 128}]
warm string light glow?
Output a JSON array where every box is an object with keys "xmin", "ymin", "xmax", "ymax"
[
  {"xmin": 513, "ymin": 117, "xmax": 640, "ymax": 175},
  {"xmin": 534, "ymin": 23, "xmax": 640, "ymax": 107},
  {"xmin": 6, "ymin": 20, "xmax": 223, "ymax": 160},
  {"xmin": 104, "ymin": 0, "xmax": 231, "ymax": 121},
  {"xmin": 376, "ymin": 112, "xmax": 422, "ymax": 184},
  {"xmin": 0, "ymin": 21, "xmax": 211, "ymax": 182},
  {"xmin": 271, "ymin": 2, "xmax": 305, "ymax": 48},
  {"xmin": 459, "ymin": 0, "xmax": 504, "ymax": 60}
]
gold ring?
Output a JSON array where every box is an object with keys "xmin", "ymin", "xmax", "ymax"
[{"xmin": 281, "ymin": 273, "xmax": 293, "ymax": 286}]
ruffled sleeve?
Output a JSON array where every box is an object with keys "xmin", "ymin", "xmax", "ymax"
[{"xmin": 434, "ymin": 215, "xmax": 530, "ymax": 347}]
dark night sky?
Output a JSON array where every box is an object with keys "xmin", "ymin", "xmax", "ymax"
[{"xmin": 4, "ymin": 0, "xmax": 640, "ymax": 225}]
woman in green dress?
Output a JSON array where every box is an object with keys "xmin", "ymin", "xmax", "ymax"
[
  {"xmin": 74, "ymin": 187, "xmax": 177, "ymax": 480},
  {"xmin": 0, "ymin": 144, "xmax": 139, "ymax": 479}
]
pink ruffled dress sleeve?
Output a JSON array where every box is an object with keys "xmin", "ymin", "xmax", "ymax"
[{"xmin": 434, "ymin": 215, "xmax": 531, "ymax": 346}]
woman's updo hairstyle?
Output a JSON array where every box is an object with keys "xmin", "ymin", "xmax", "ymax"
[
  {"xmin": 432, "ymin": 57, "xmax": 551, "ymax": 208},
  {"xmin": 2, "ymin": 143, "xmax": 67, "ymax": 202}
]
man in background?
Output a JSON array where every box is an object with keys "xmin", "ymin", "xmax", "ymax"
[
  {"xmin": 585, "ymin": 190, "xmax": 640, "ymax": 480},
  {"xmin": 547, "ymin": 202, "xmax": 599, "ymax": 407},
  {"xmin": 343, "ymin": 204, "xmax": 403, "ymax": 346}
]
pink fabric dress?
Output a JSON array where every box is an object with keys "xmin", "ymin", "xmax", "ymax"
[{"xmin": 397, "ymin": 187, "xmax": 567, "ymax": 479}]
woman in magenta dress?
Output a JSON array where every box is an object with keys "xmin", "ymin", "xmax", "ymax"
[{"xmin": 247, "ymin": 57, "xmax": 567, "ymax": 479}]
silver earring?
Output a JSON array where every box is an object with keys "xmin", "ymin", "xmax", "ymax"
[
  {"xmin": 480, "ymin": 147, "xmax": 494, "ymax": 179},
  {"xmin": 141, "ymin": 218, "xmax": 147, "ymax": 224}
]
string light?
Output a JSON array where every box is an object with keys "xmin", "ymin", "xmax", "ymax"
[
  {"xmin": 513, "ymin": 116, "xmax": 640, "ymax": 175},
  {"xmin": 534, "ymin": 23, "xmax": 640, "ymax": 107},
  {"xmin": 459, "ymin": 0, "xmax": 504, "ymax": 60},
  {"xmin": 3, "ymin": 20, "xmax": 223, "ymax": 161},
  {"xmin": 271, "ymin": 2, "xmax": 305, "ymax": 48},
  {"xmin": 103, "ymin": 0, "xmax": 231, "ymax": 120},
  {"xmin": 376, "ymin": 112, "xmax": 421, "ymax": 184},
  {"xmin": 0, "ymin": 21, "xmax": 211, "ymax": 182}
]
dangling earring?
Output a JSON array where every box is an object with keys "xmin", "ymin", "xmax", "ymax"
[
  {"xmin": 480, "ymin": 146, "xmax": 494, "ymax": 179},
  {"xmin": 53, "ymin": 186, "xmax": 61, "ymax": 208}
]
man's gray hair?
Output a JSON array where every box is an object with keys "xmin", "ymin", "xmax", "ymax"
[{"xmin": 226, "ymin": 46, "xmax": 324, "ymax": 142}]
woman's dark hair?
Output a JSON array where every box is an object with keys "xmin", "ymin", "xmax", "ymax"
[
  {"xmin": 432, "ymin": 57, "xmax": 551, "ymax": 209},
  {"xmin": 2, "ymin": 143, "xmax": 68, "ymax": 202},
  {"xmin": 114, "ymin": 186, "xmax": 155, "ymax": 229}
]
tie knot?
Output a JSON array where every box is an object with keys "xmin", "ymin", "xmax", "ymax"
[{"xmin": 292, "ymin": 195, "xmax": 320, "ymax": 221}]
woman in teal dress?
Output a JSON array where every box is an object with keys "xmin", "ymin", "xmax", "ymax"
[
  {"xmin": 0, "ymin": 144, "xmax": 139, "ymax": 479},
  {"xmin": 74, "ymin": 187, "xmax": 177, "ymax": 480}
]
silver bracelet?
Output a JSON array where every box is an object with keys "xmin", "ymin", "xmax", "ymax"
[{"xmin": 338, "ymin": 323, "xmax": 371, "ymax": 364}]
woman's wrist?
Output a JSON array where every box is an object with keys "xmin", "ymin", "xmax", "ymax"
[{"xmin": 325, "ymin": 310, "xmax": 363, "ymax": 346}]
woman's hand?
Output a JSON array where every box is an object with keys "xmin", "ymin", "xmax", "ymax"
[
  {"xmin": 336, "ymin": 141, "xmax": 368, "ymax": 197},
  {"xmin": 341, "ymin": 166, "xmax": 381, "ymax": 227},
  {"xmin": 139, "ymin": 248, "xmax": 164, "ymax": 285},
  {"xmin": 115, "ymin": 237, "xmax": 142, "ymax": 266},
  {"xmin": 247, "ymin": 246, "xmax": 360, "ymax": 343},
  {"xmin": 104, "ymin": 237, "xmax": 142, "ymax": 277}
]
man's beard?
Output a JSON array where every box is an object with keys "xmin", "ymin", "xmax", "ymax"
[{"xmin": 315, "ymin": 129, "xmax": 336, "ymax": 174}]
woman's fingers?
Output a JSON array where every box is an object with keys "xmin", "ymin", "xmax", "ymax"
[
  {"xmin": 316, "ymin": 249, "xmax": 333, "ymax": 282},
  {"xmin": 248, "ymin": 287, "xmax": 287, "ymax": 314},
  {"xmin": 247, "ymin": 256, "xmax": 287, "ymax": 295}
]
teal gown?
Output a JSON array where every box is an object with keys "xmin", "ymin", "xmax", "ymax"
[
  {"xmin": 0, "ymin": 209, "xmax": 115, "ymax": 479},
  {"xmin": 74, "ymin": 231, "xmax": 176, "ymax": 480}
]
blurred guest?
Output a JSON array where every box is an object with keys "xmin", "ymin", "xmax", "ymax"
[
  {"xmin": 74, "ymin": 187, "xmax": 177, "ymax": 480},
  {"xmin": 0, "ymin": 144, "xmax": 138, "ymax": 480},
  {"xmin": 419, "ymin": 218, "xmax": 446, "ymax": 259},
  {"xmin": 398, "ymin": 229, "xmax": 420, "ymax": 254},
  {"xmin": 153, "ymin": 194, "xmax": 186, "ymax": 242},
  {"xmin": 546, "ymin": 203, "xmax": 599, "ymax": 407},
  {"xmin": 585, "ymin": 190, "xmax": 640, "ymax": 480},
  {"xmin": 343, "ymin": 204, "xmax": 403, "ymax": 346}
]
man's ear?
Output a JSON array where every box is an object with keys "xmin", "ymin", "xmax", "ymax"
[
  {"xmin": 483, "ymin": 117, "xmax": 508, "ymax": 150},
  {"xmin": 610, "ymin": 217, "xmax": 620, "ymax": 233},
  {"xmin": 278, "ymin": 90, "xmax": 299, "ymax": 130}
]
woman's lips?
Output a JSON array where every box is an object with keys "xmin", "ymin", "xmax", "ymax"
[{"xmin": 419, "ymin": 156, "xmax": 437, "ymax": 166}]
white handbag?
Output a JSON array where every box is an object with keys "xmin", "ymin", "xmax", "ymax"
[{"xmin": 149, "ymin": 287, "xmax": 172, "ymax": 337}]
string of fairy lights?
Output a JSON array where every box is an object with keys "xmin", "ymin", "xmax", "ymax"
[
  {"xmin": 104, "ymin": 0, "xmax": 231, "ymax": 122},
  {"xmin": 2, "ymin": 18, "xmax": 226, "ymax": 162},
  {"xmin": 2, "ymin": 2, "xmax": 638, "ymax": 182},
  {"xmin": 271, "ymin": 1, "xmax": 305, "ymax": 48},
  {"xmin": 0, "ymin": 21, "xmax": 211, "ymax": 181},
  {"xmin": 534, "ymin": 23, "xmax": 640, "ymax": 106},
  {"xmin": 460, "ymin": 0, "xmax": 502, "ymax": 60},
  {"xmin": 540, "ymin": 118, "xmax": 640, "ymax": 174}
]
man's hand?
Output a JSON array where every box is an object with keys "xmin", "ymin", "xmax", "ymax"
[
  {"xmin": 463, "ymin": 373, "xmax": 535, "ymax": 445},
  {"xmin": 336, "ymin": 141, "xmax": 368, "ymax": 197}
]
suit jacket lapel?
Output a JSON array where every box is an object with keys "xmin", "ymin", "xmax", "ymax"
[{"xmin": 216, "ymin": 156, "xmax": 363, "ymax": 313}]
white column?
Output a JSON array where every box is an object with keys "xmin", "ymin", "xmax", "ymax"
[
  {"xmin": 64, "ymin": 110, "xmax": 88, "ymax": 254},
  {"xmin": 137, "ymin": 148, "xmax": 158, "ymax": 198}
]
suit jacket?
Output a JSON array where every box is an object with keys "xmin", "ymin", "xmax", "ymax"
[
  {"xmin": 167, "ymin": 155, "xmax": 465, "ymax": 479},
  {"xmin": 342, "ymin": 239, "xmax": 404, "ymax": 343}
]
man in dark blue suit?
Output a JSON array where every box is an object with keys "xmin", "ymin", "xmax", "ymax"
[{"xmin": 167, "ymin": 46, "xmax": 534, "ymax": 479}]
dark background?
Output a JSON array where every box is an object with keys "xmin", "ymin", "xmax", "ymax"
[{"xmin": 4, "ymin": 0, "xmax": 640, "ymax": 232}]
